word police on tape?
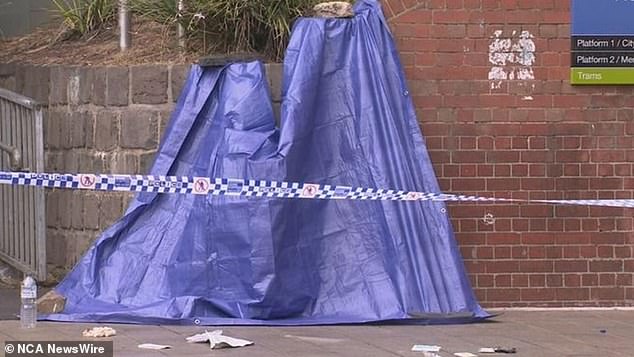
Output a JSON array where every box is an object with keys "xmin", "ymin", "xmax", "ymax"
[{"xmin": 2, "ymin": 171, "xmax": 634, "ymax": 208}]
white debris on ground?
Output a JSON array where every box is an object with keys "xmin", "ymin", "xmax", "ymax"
[
  {"xmin": 138, "ymin": 343, "xmax": 172, "ymax": 350},
  {"xmin": 411, "ymin": 344, "xmax": 442, "ymax": 352},
  {"xmin": 82, "ymin": 326, "xmax": 116, "ymax": 338},
  {"xmin": 186, "ymin": 330, "xmax": 253, "ymax": 349}
]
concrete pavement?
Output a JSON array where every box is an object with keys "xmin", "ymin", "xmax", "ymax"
[{"xmin": 1, "ymin": 306, "xmax": 634, "ymax": 356}]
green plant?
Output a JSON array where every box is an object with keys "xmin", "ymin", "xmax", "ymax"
[
  {"xmin": 192, "ymin": 0, "xmax": 321, "ymax": 60},
  {"xmin": 132, "ymin": 0, "xmax": 321, "ymax": 61},
  {"xmin": 52, "ymin": 0, "xmax": 117, "ymax": 37},
  {"xmin": 129, "ymin": 0, "xmax": 180, "ymax": 25},
  {"xmin": 50, "ymin": 0, "xmax": 326, "ymax": 60}
]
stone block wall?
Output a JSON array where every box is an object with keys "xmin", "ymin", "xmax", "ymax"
[{"xmin": 0, "ymin": 62, "xmax": 283, "ymax": 276}]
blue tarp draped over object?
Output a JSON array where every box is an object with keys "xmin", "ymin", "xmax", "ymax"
[{"xmin": 45, "ymin": 0, "xmax": 490, "ymax": 325}]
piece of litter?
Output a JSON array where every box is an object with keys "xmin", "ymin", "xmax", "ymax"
[
  {"xmin": 138, "ymin": 344, "xmax": 172, "ymax": 350},
  {"xmin": 186, "ymin": 330, "xmax": 253, "ymax": 349},
  {"xmin": 412, "ymin": 344, "xmax": 442, "ymax": 352},
  {"xmin": 479, "ymin": 347, "xmax": 516, "ymax": 354},
  {"xmin": 284, "ymin": 334, "xmax": 345, "ymax": 344},
  {"xmin": 422, "ymin": 353, "xmax": 441, "ymax": 357},
  {"xmin": 82, "ymin": 327, "xmax": 116, "ymax": 338},
  {"xmin": 454, "ymin": 353, "xmax": 477, "ymax": 357}
]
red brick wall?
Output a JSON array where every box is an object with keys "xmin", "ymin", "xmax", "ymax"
[{"xmin": 384, "ymin": 0, "xmax": 634, "ymax": 307}]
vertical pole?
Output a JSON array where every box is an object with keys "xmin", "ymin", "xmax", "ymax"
[
  {"xmin": 177, "ymin": 0, "xmax": 186, "ymax": 49},
  {"xmin": 119, "ymin": 0, "xmax": 131, "ymax": 51},
  {"xmin": 33, "ymin": 107, "xmax": 46, "ymax": 282}
]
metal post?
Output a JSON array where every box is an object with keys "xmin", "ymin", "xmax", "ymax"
[
  {"xmin": 119, "ymin": 0, "xmax": 131, "ymax": 51},
  {"xmin": 177, "ymin": 0, "xmax": 185, "ymax": 49}
]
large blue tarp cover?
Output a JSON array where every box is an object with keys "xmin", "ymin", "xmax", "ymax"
[{"xmin": 46, "ymin": 0, "xmax": 489, "ymax": 325}]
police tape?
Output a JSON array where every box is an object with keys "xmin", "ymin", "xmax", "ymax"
[{"xmin": 1, "ymin": 171, "xmax": 634, "ymax": 208}]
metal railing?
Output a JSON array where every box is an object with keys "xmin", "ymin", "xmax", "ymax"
[
  {"xmin": 0, "ymin": 88, "xmax": 46, "ymax": 281},
  {"xmin": 118, "ymin": 0, "xmax": 186, "ymax": 52}
]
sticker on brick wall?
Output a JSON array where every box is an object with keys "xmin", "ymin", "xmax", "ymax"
[{"xmin": 488, "ymin": 30, "xmax": 536, "ymax": 89}]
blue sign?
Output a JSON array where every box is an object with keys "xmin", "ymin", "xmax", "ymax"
[
  {"xmin": 572, "ymin": 0, "xmax": 634, "ymax": 35},
  {"xmin": 571, "ymin": 0, "xmax": 634, "ymax": 84}
]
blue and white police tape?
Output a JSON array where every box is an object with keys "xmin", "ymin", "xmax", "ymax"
[{"xmin": 1, "ymin": 171, "xmax": 634, "ymax": 208}]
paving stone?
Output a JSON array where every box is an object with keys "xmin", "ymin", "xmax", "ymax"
[
  {"xmin": 59, "ymin": 111, "xmax": 73, "ymax": 150},
  {"xmin": 83, "ymin": 193, "xmax": 100, "ymax": 230},
  {"xmin": 138, "ymin": 151, "xmax": 156, "ymax": 174},
  {"xmin": 45, "ymin": 109, "xmax": 63, "ymax": 150},
  {"xmin": 84, "ymin": 112, "xmax": 96, "ymax": 149},
  {"xmin": 20, "ymin": 65, "xmax": 50, "ymax": 103},
  {"xmin": 70, "ymin": 192, "xmax": 83, "ymax": 229},
  {"xmin": 120, "ymin": 110, "xmax": 158, "ymax": 149},
  {"xmin": 57, "ymin": 190, "xmax": 72, "ymax": 229},
  {"xmin": 94, "ymin": 110, "xmax": 119, "ymax": 151},
  {"xmin": 158, "ymin": 110, "xmax": 173, "ymax": 140},
  {"xmin": 106, "ymin": 67, "xmax": 129, "ymax": 106},
  {"xmin": 45, "ymin": 151, "xmax": 63, "ymax": 172},
  {"xmin": 45, "ymin": 190, "xmax": 60, "ymax": 228},
  {"xmin": 265, "ymin": 63, "xmax": 283, "ymax": 102},
  {"xmin": 70, "ymin": 111, "xmax": 87, "ymax": 148},
  {"xmin": 110, "ymin": 152, "xmax": 138, "ymax": 174},
  {"xmin": 99, "ymin": 193, "xmax": 123, "ymax": 230},
  {"xmin": 1, "ymin": 311, "xmax": 634, "ymax": 356},
  {"xmin": 170, "ymin": 64, "xmax": 190, "ymax": 102},
  {"xmin": 131, "ymin": 65, "xmax": 168, "ymax": 104},
  {"xmin": 49, "ymin": 65, "xmax": 72, "ymax": 105},
  {"xmin": 92, "ymin": 67, "xmax": 107, "ymax": 106},
  {"xmin": 45, "ymin": 230, "xmax": 66, "ymax": 267},
  {"xmin": 63, "ymin": 150, "xmax": 78, "ymax": 173},
  {"xmin": 68, "ymin": 66, "xmax": 93, "ymax": 105},
  {"xmin": 78, "ymin": 151, "xmax": 96, "ymax": 173}
]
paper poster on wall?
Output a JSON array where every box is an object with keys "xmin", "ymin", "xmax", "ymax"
[{"xmin": 571, "ymin": 0, "xmax": 634, "ymax": 85}]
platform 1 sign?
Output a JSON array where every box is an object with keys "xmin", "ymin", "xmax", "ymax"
[{"xmin": 571, "ymin": 0, "xmax": 634, "ymax": 84}]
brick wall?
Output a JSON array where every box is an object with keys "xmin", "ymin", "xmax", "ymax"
[
  {"xmin": 384, "ymin": 0, "xmax": 634, "ymax": 306},
  {"xmin": 0, "ymin": 62, "xmax": 283, "ymax": 277}
]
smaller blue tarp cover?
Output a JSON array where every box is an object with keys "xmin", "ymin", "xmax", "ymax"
[{"xmin": 45, "ymin": 0, "xmax": 490, "ymax": 325}]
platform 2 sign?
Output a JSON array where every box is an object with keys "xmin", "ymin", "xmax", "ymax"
[{"xmin": 571, "ymin": 0, "xmax": 634, "ymax": 85}]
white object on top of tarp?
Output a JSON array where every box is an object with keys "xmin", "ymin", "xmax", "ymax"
[
  {"xmin": 411, "ymin": 344, "xmax": 442, "ymax": 352},
  {"xmin": 186, "ymin": 330, "xmax": 253, "ymax": 349}
]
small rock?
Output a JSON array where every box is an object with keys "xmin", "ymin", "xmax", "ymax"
[
  {"xmin": 313, "ymin": 2, "xmax": 354, "ymax": 18},
  {"xmin": 36, "ymin": 290, "xmax": 66, "ymax": 314}
]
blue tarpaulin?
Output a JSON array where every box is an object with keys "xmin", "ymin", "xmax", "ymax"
[{"xmin": 45, "ymin": 0, "xmax": 489, "ymax": 325}]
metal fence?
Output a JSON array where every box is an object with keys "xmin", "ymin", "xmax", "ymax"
[{"xmin": 0, "ymin": 87, "xmax": 46, "ymax": 281}]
